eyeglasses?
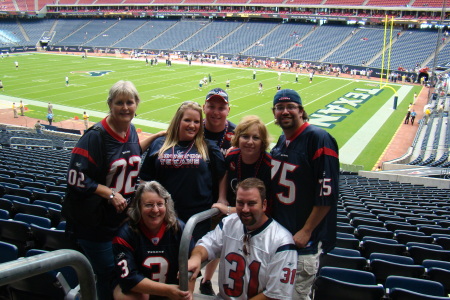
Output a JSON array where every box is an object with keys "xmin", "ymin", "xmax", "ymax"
[
  {"xmin": 144, "ymin": 202, "xmax": 165, "ymax": 209},
  {"xmin": 274, "ymin": 105, "xmax": 300, "ymax": 112},
  {"xmin": 243, "ymin": 233, "xmax": 251, "ymax": 256}
]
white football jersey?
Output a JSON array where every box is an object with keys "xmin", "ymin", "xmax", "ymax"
[{"xmin": 197, "ymin": 214, "xmax": 297, "ymax": 300}]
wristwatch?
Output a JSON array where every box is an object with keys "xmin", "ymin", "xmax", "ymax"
[{"xmin": 109, "ymin": 190, "xmax": 115, "ymax": 204}]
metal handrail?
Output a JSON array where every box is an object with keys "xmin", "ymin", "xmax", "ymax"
[
  {"xmin": 179, "ymin": 208, "xmax": 220, "ymax": 291},
  {"xmin": 0, "ymin": 249, "xmax": 97, "ymax": 300},
  {"xmin": 9, "ymin": 137, "xmax": 54, "ymax": 148}
]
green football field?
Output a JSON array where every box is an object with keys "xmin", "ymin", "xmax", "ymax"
[{"xmin": 0, "ymin": 52, "xmax": 423, "ymax": 170}]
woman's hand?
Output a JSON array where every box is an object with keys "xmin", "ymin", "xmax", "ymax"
[{"xmin": 110, "ymin": 192, "xmax": 128, "ymax": 213}]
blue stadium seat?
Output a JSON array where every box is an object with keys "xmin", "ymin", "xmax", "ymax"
[
  {"xmin": 0, "ymin": 241, "xmax": 18, "ymax": 263},
  {"xmin": 313, "ymin": 266, "xmax": 385, "ymax": 300},
  {"xmin": 385, "ymin": 275, "xmax": 446, "ymax": 300},
  {"xmin": 14, "ymin": 213, "xmax": 51, "ymax": 229},
  {"xmin": 423, "ymin": 259, "xmax": 450, "ymax": 295},
  {"xmin": 369, "ymin": 253, "xmax": 425, "ymax": 284}
]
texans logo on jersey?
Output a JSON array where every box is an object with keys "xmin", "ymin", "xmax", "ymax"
[{"xmin": 226, "ymin": 132, "xmax": 234, "ymax": 141}]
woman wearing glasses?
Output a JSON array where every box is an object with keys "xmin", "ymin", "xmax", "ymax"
[
  {"xmin": 112, "ymin": 181, "xmax": 194, "ymax": 300},
  {"xmin": 139, "ymin": 101, "xmax": 225, "ymax": 241},
  {"xmin": 213, "ymin": 115, "xmax": 272, "ymax": 216}
]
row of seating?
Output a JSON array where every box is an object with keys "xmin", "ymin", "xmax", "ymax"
[{"xmin": 314, "ymin": 266, "xmax": 450, "ymax": 300}]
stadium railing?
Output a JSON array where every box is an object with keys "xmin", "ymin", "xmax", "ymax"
[
  {"xmin": 179, "ymin": 207, "xmax": 219, "ymax": 298},
  {"xmin": 9, "ymin": 136, "xmax": 54, "ymax": 149},
  {"xmin": 0, "ymin": 249, "xmax": 97, "ymax": 299}
]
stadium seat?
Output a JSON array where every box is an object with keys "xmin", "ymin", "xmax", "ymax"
[
  {"xmin": 313, "ymin": 266, "xmax": 385, "ymax": 300},
  {"xmin": 361, "ymin": 237, "xmax": 406, "ymax": 258},
  {"xmin": 423, "ymin": 259, "xmax": 450, "ymax": 294},
  {"xmin": 435, "ymin": 237, "xmax": 450, "ymax": 250},
  {"xmin": 395, "ymin": 232, "xmax": 434, "ymax": 244},
  {"xmin": 385, "ymin": 276, "xmax": 446, "ymax": 300},
  {"xmin": 0, "ymin": 219, "xmax": 33, "ymax": 256},
  {"xmin": 385, "ymin": 221, "xmax": 418, "ymax": 232},
  {"xmin": 6, "ymin": 187, "xmax": 34, "ymax": 200},
  {"xmin": 0, "ymin": 241, "xmax": 18, "ymax": 263},
  {"xmin": 31, "ymin": 225, "xmax": 78, "ymax": 251},
  {"xmin": 12, "ymin": 201, "xmax": 49, "ymax": 218},
  {"xmin": 0, "ymin": 198, "xmax": 13, "ymax": 215},
  {"xmin": 408, "ymin": 246, "xmax": 450, "ymax": 264},
  {"xmin": 369, "ymin": 253, "xmax": 425, "ymax": 284},
  {"xmin": 355, "ymin": 225, "xmax": 394, "ymax": 239},
  {"xmin": 33, "ymin": 191, "xmax": 63, "ymax": 204},
  {"xmin": 0, "ymin": 208, "xmax": 9, "ymax": 219},
  {"xmin": 2, "ymin": 194, "xmax": 30, "ymax": 204},
  {"xmin": 419, "ymin": 226, "xmax": 450, "ymax": 236},
  {"xmin": 14, "ymin": 213, "xmax": 52, "ymax": 229},
  {"xmin": 319, "ymin": 250, "xmax": 367, "ymax": 271},
  {"xmin": 336, "ymin": 236, "xmax": 360, "ymax": 250}
]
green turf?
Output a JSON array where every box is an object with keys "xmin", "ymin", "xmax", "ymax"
[{"xmin": 0, "ymin": 52, "xmax": 423, "ymax": 170}]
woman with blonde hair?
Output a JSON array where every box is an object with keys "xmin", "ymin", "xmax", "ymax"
[
  {"xmin": 63, "ymin": 80, "xmax": 164, "ymax": 300},
  {"xmin": 139, "ymin": 101, "xmax": 225, "ymax": 241},
  {"xmin": 112, "ymin": 181, "xmax": 194, "ymax": 300},
  {"xmin": 215, "ymin": 115, "xmax": 272, "ymax": 215}
]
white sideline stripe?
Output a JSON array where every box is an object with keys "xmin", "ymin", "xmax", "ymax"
[
  {"xmin": 339, "ymin": 85, "xmax": 413, "ymax": 164},
  {"xmin": 0, "ymin": 95, "xmax": 169, "ymax": 129}
]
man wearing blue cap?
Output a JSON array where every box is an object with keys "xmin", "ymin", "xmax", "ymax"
[{"xmin": 270, "ymin": 89, "xmax": 339, "ymax": 300}]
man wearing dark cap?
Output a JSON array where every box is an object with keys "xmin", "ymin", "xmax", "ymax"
[
  {"xmin": 200, "ymin": 87, "xmax": 236, "ymax": 296},
  {"xmin": 270, "ymin": 89, "xmax": 339, "ymax": 300}
]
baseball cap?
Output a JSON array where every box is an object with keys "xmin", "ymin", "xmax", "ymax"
[
  {"xmin": 273, "ymin": 89, "xmax": 302, "ymax": 106},
  {"xmin": 205, "ymin": 88, "xmax": 229, "ymax": 104}
]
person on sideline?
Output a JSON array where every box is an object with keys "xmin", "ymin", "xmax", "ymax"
[
  {"xmin": 19, "ymin": 100, "xmax": 24, "ymax": 116},
  {"xmin": 112, "ymin": 181, "xmax": 194, "ymax": 300},
  {"xmin": 47, "ymin": 112, "xmax": 54, "ymax": 126},
  {"xmin": 62, "ymin": 80, "xmax": 162, "ymax": 300},
  {"xmin": 12, "ymin": 102, "xmax": 18, "ymax": 118},
  {"xmin": 270, "ymin": 89, "xmax": 339, "ymax": 300},
  {"xmin": 83, "ymin": 111, "xmax": 90, "ymax": 130},
  {"xmin": 200, "ymin": 88, "xmax": 236, "ymax": 295},
  {"xmin": 188, "ymin": 178, "xmax": 298, "ymax": 300},
  {"xmin": 139, "ymin": 101, "xmax": 225, "ymax": 243},
  {"xmin": 411, "ymin": 110, "xmax": 417, "ymax": 125}
]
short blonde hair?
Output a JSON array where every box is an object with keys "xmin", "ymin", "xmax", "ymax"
[
  {"xmin": 231, "ymin": 115, "xmax": 270, "ymax": 151},
  {"xmin": 107, "ymin": 80, "xmax": 140, "ymax": 107}
]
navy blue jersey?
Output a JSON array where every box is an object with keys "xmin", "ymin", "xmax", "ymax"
[
  {"xmin": 204, "ymin": 120, "xmax": 236, "ymax": 157},
  {"xmin": 67, "ymin": 118, "xmax": 142, "ymax": 240},
  {"xmin": 139, "ymin": 137, "xmax": 225, "ymax": 222},
  {"xmin": 113, "ymin": 220, "xmax": 193, "ymax": 298},
  {"xmin": 270, "ymin": 122, "xmax": 339, "ymax": 254},
  {"xmin": 225, "ymin": 149, "xmax": 272, "ymax": 207}
]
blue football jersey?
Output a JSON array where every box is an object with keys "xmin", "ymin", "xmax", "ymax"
[{"xmin": 270, "ymin": 122, "xmax": 339, "ymax": 253}]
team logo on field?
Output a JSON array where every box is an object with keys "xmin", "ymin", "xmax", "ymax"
[{"xmin": 71, "ymin": 71, "xmax": 113, "ymax": 77}]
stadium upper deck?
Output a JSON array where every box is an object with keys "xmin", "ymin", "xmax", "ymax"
[{"xmin": 0, "ymin": 0, "xmax": 448, "ymax": 23}]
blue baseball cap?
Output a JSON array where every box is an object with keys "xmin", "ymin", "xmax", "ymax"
[
  {"xmin": 273, "ymin": 89, "xmax": 302, "ymax": 106},
  {"xmin": 206, "ymin": 88, "xmax": 229, "ymax": 104}
]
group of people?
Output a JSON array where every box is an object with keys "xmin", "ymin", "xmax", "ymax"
[{"xmin": 63, "ymin": 80, "xmax": 339, "ymax": 300}]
